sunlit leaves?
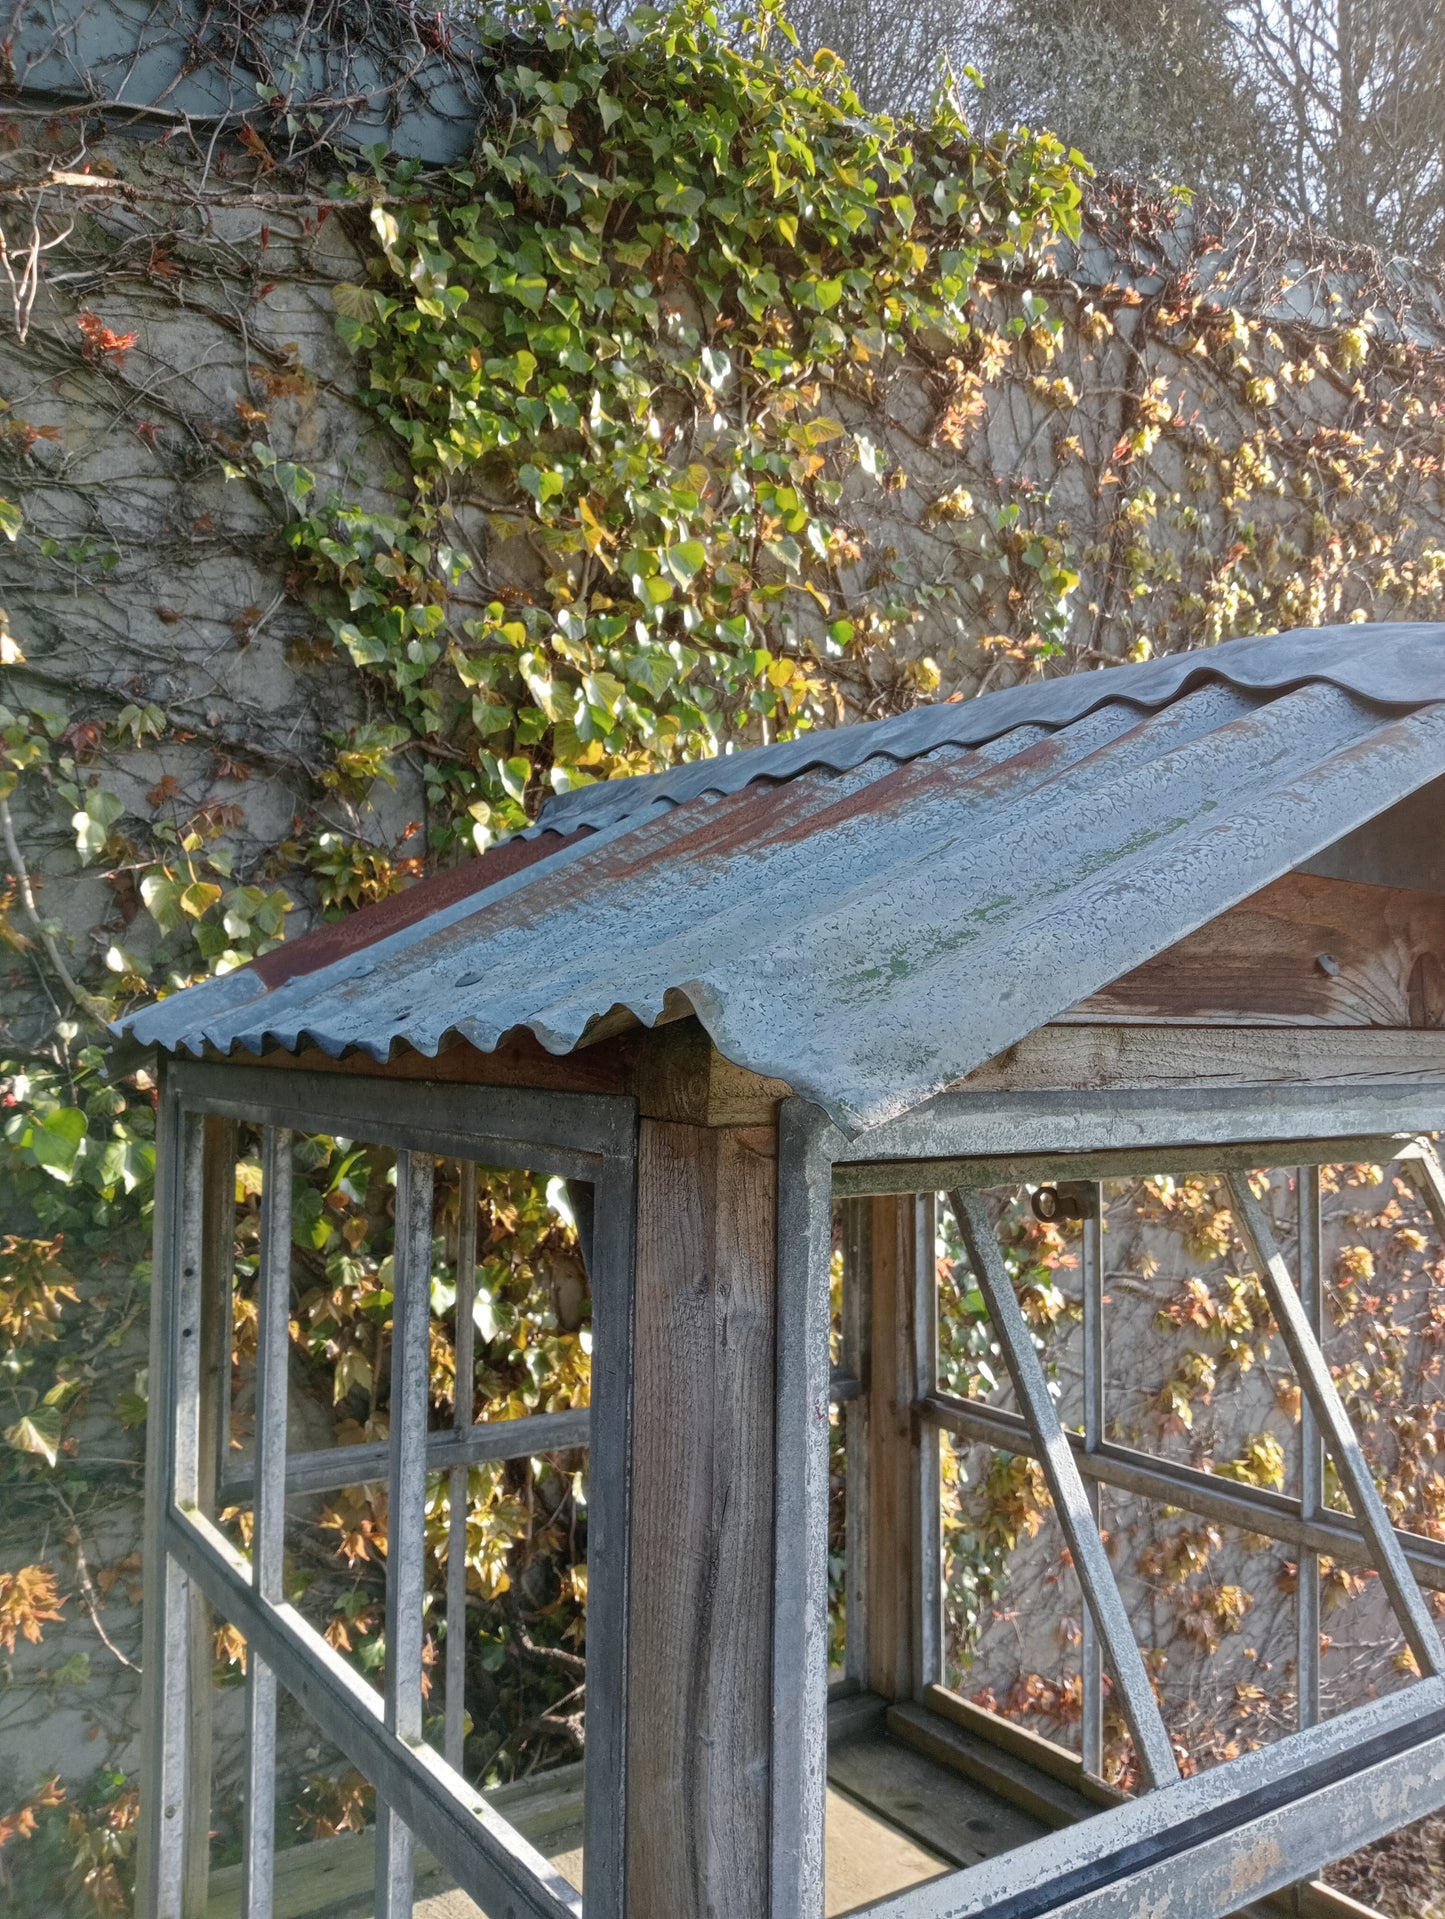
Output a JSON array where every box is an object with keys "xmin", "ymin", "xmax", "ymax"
[
  {"xmin": 71, "ymin": 789, "xmax": 123, "ymax": 864},
  {"xmin": 12, "ymin": 1106, "xmax": 87, "ymax": 1179},
  {"xmin": 0, "ymin": 1563, "xmax": 65, "ymax": 1648},
  {"xmin": 663, "ymin": 539, "xmax": 708, "ymax": 586},
  {"xmin": 244, "ymin": 0, "xmax": 1082, "ymax": 854},
  {"xmin": 5, "ymin": 1405, "xmax": 62, "ymax": 1468}
]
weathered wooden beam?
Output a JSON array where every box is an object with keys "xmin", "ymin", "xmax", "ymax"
[
  {"xmin": 1063, "ymin": 873, "xmax": 1445, "ymax": 1027},
  {"xmin": 624, "ymin": 1019, "xmax": 792, "ymax": 1128},
  {"xmin": 626, "ymin": 1116, "xmax": 779, "ymax": 1918},
  {"xmin": 840, "ymin": 1201, "xmax": 872, "ymax": 1689},
  {"xmin": 771, "ymin": 1100, "xmax": 837, "ymax": 1919},
  {"xmin": 136, "ymin": 1091, "xmax": 207, "ymax": 1919},
  {"xmin": 187, "ymin": 1116, "xmax": 233, "ymax": 1919},
  {"xmin": 862, "ymin": 1679, "xmax": 1445, "ymax": 1919},
  {"xmin": 234, "ymin": 1029, "xmax": 629, "ymax": 1097},
  {"xmin": 958, "ymin": 1021, "xmax": 1445, "ymax": 1092},
  {"xmin": 231, "ymin": 1014, "xmax": 794, "ymax": 1119}
]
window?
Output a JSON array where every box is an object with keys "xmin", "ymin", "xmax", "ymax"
[
  {"xmin": 138, "ymin": 1060, "xmax": 635, "ymax": 1919},
  {"xmin": 828, "ymin": 1136, "xmax": 1445, "ymax": 1918}
]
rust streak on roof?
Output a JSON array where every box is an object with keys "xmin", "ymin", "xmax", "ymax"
[{"xmin": 249, "ymin": 827, "xmax": 593, "ymax": 988}]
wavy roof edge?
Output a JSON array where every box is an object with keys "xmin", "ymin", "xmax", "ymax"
[
  {"xmin": 113, "ymin": 622, "xmax": 1445, "ymax": 1131},
  {"xmin": 533, "ymin": 622, "xmax": 1445, "ymax": 836}
]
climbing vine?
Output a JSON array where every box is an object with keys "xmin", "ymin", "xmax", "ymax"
[
  {"xmin": 0, "ymin": 6, "xmax": 1086, "ymax": 1905},
  {"xmin": 243, "ymin": 0, "xmax": 1082, "ymax": 851},
  {"xmin": 3, "ymin": 2, "xmax": 1445, "ymax": 1911}
]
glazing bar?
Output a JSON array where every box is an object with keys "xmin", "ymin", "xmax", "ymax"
[
  {"xmin": 242, "ymin": 1127, "xmax": 292, "ymax": 1919},
  {"xmin": 377, "ymin": 1151, "xmax": 436, "ymax": 1919},
  {"xmin": 579, "ymin": 1149, "xmax": 638, "ymax": 1919},
  {"xmin": 200, "ymin": 1117, "xmax": 237, "ymax": 1516},
  {"xmin": 1297, "ymin": 1167, "xmax": 1322, "ymax": 1732},
  {"xmin": 923, "ymin": 1388, "xmax": 1445, "ymax": 1591},
  {"xmin": 137, "ymin": 1097, "xmax": 206, "ymax": 1918},
  {"xmin": 841, "ymin": 1198, "xmax": 872, "ymax": 1691},
  {"xmin": 1080, "ymin": 1186, "xmax": 1105, "ymax": 1780},
  {"xmin": 173, "ymin": 1113, "xmax": 207, "ymax": 1513},
  {"xmin": 914, "ymin": 1194, "xmax": 943, "ymax": 1693},
  {"xmin": 446, "ymin": 1162, "xmax": 477, "ymax": 1777},
  {"xmin": 168, "ymin": 1506, "xmax": 580, "ymax": 1919},
  {"xmin": 1403, "ymin": 1144, "xmax": 1445, "ymax": 1243},
  {"xmin": 950, "ymin": 1189, "xmax": 1180, "ymax": 1789},
  {"xmin": 1228, "ymin": 1174, "xmax": 1445, "ymax": 1678},
  {"xmin": 220, "ymin": 1406, "xmax": 592, "ymax": 1504}
]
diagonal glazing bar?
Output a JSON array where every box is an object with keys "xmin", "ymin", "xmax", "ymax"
[
  {"xmin": 1227, "ymin": 1174, "xmax": 1445, "ymax": 1678},
  {"xmin": 949, "ymin": 1189, "xmax": 1180, "ymax": 1789},
  {"xmin": 1296, "ymin": 1166, "xmax": 1323, "ymax": 1732},
  {"xmin": 1079, "ymin": 1185, "xmax": 1105, "ymax": 1779}
]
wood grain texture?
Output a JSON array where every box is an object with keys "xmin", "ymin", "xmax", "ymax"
[
  {"xmin": 627, "ymin": 1119, "xmax": 779, "ymax": 1919},
  {"xmin": 625, "ymin": 1020, "xmax": 792, "ymax": 1128},
  {"xmin": 1066, "ymin": 874, "xmax": 1445, "ymax": 1026},
  {"xmin": 185, "ymin": 1118, "xmax": 235, "ymax": 1918},
  {"xmin": 959, "ymin": 1021, "xmax": 1445, "ymax": 1093},
  {"xmin": 867, "ymin": 1196, "xmax": 924, "ymax": 1705}
]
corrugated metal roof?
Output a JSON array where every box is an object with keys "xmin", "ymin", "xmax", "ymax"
[
  {"xmin": 120, "ymin": 625, "xmax": 1445, "ymax": 1137},
  {"xmin": 529, "ymin": 621, "xmax": 1445, "ymax": 834}
]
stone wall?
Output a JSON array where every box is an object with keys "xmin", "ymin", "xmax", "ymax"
[{"xmin": 6, "ymin": 22, "xmax": 1445, "ymax": 1898}]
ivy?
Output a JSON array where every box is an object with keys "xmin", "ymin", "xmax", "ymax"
[
  {"xmin": 254, "ymin": 0, "xmax": 1081, "ymax": 851},
  {"xmin": 7, "ymin": 0, "xmax": 1445, "ymax": 1902}
]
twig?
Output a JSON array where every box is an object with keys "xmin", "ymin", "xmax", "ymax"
[
  {"xmin": 0, "ymin": 796, "xmax": 114, "ymax": 1036},
  {"xmin": 65, "ymin": 1525, "xmax": 142, "ymax": 1674},
  {"xmin": 0, "ymin": 195, "xmax": 75, "ymax": 344},
  {"xmin": 510, "ymin": 1614, "xmax": 586, "ymax": 1680}
]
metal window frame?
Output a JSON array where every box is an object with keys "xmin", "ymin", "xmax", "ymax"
[
  {"xmin": 948, "ymin": 1186, "xmax": 1180, "ymax": 1788},
  {"xmin": 775, "ymin": 1083, "xmax": 1445, "ymax": 1919},
  {"xmin": 136, "ymin": 1059, "xmax": 638, "ymax": 1919}
]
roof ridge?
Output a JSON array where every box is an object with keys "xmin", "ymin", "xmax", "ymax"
[{"xmin": 532, "ymin": 622, "xmax": 1445, "ymax": 837}]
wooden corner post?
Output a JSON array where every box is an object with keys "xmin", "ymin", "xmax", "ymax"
[
  {"xmin": 136, "ymin": 1086, "xmax": 230, "ymax": 1918},
  {"xmin": 624, "ymin": 1033, "xmax": 784, "ymax": 1918}
]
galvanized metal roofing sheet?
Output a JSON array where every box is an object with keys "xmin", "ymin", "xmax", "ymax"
[
  {"xmin": 120, "ymin": 626, "xmax": 1445, "ymax": 1137},
  {"xmin": 531, "ymin": 621, "xmax": 1445, "ymax": 835}
]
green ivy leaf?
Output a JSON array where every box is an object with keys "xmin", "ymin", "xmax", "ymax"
[
  {"xmin": 663, "ymin": 539, "xmax": 708, "ymax": 586},
  {"xmin": 140, "ymin": 873, "xmax": 186, "ymax": 933},
  {"xmin": 6, "ymin": 1405, "xmax": 63, "ymax": 1467},
  {"xmin": 71, "ymin": 789, "xmax": 123, "ymax": 864},
  {"xmin": 26, "ymin": 1106, "xmax": 87, "ymax": 1176},
  {"xmin": 519, "ymin": 464, "xmax": 565, "ymax": 505},
  {"xmin": 180, "ymin": 881, "xmax": 223, "ymax": 920}
]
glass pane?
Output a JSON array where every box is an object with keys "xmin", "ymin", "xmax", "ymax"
[{"xmin": 942, "ymin": 1435, "xmax": 1085, "ymax": 1760}]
